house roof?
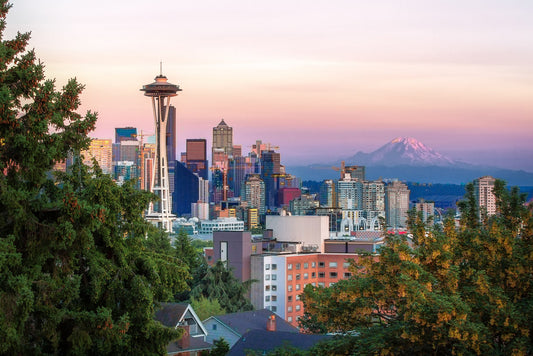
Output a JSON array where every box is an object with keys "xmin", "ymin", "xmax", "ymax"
[
  {"xmin": 155, "ymin": 303, "xmax": 208, "ymax": 337},
  {"xmin": 205, "ymin": 309, "xmax": 299, "ymax": 336},
  {"xmin": 228, "ymin": 329, "xmax": 331, "ymax": 355},
  {"xmin": 166, "ymin": 336, "xmax": 213, "ymax": 355}
]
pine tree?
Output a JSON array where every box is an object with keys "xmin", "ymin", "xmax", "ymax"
[{"xmin": 0, "ymin": 2, "xmax": 189, "ymax": 354}]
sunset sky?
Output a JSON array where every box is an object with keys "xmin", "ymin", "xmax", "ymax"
[{"xmin": 6, "ymin": 0, "xmax": 533, "ymax": 169}]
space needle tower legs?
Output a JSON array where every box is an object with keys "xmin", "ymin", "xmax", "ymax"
[{"xmin": 141, "ymin": 69, "xmax": 182, "ymax": 233}]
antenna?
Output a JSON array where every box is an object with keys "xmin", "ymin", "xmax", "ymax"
[{"xmin": 160, "ymin": 60, "xmax": 163, "ymax": 76}]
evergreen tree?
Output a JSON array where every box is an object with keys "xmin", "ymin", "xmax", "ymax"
[
  {"xmin": 0, "ymin": 3, "xmax": 189, "ymax": 354},
  {"xmin": 301, "ymin": 180, "xmax": 532, "ymax": 355}
]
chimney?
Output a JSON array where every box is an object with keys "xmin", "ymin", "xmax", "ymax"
[
  {"xmin": 266, "ymin": 314, "xmax": 276, "ymax": 332},
  {"xmin": 178, "ymin": 325, "xmax": 190, "ymax": 349}
]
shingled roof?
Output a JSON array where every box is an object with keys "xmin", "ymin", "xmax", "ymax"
[{"xmin": 209, "ymin": 309, "xmax": 298, "ymax": 335}]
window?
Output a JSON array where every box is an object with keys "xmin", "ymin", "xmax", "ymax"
[
  {"xmin": 272, "ymin": 295, "xmax": 277, "ymax": 302},
  {"xmin": 287, "ymin": 274, "xmax": 292, "ymax": 281},
  {"xmin": 265, "ymin": 285, "xmax": 270, "ymax": 291},
  {"xmin": 288, "ymin": 285, "xmax": 293, "ymax": 292},
  {"xmin": 296, "ymin": 263, "xmax": 301, "ymax": 270},
  {"xmin": 329, "ymin": 262, "xmax": 337, "ymax": 268},
  {"xmin": 304, "ymin": 262, "xmax": 309, "ymax": 269},
  {"xmin": 288, "ymin": 264, "xmax": 292, "ymax": 270},
  {"xmin": 272, "ymin": 285, "xmax": 277, "ymax": 291},
  {"xmin": 296, "ymin": 294, "xmax": 300, "ymax": 300},
  {"xmin": 344, "ymin": 272, "xmax": 352, "ymax": 278},
  {"xmin": 271, "ymin": 306, "xmax": 277, "ymax": 312},
  {"xmin": 296, "ymin": 284, "xmax": 300, "ymax": 290},
  {"xmin": 288, "ymin": 317, "xmax": 293, "ymax": 322},
  {"xmin": 265, "ymin": 296, "xmax": 270, "ymax": 302},
  {"xmin": 312, "ymin": 282, "xmax": 316, "ymax": 286},
  {"xmin": 304, "ymin": 273, "xmax": 308, "ymax": 279},
  {"xmin": 343, "ymin": 262, "xmax": 350, "ymax": 268},
  {"xmin": 296, "ymin": 274, "xmax": 301, "ymax": 280},
  {"xmin": 265, "ymin": 274, "xmax": 270, "ymax": 281},
  {"xmin": 288, "ymin": 306, "xmax": 293, "ymax": 312},
  {"xmin": 212, "ymin": 324, "xmax": 217, "ymax": 330},
  {"xmin": 318, "ymin": 282, "xmax": 325, "ymax": 287},
  {"xmin": 318, "ymin": 272, "xmax": 325, "ymax": 278},
  {"xmin": 272, "ymin": 264, "xmax": 277, "ymax": 270},
  {"xmin": 329, "ymin": 282, "xmax": 336, "ymax": 287},
  {"xmin": 319, "ymin": 262, "xmax": 325, "ymax": 268},
  {"xmin": 296, "ymin": 305, "xmax": 301, "ymax": 311},
  {"xmin": 330, "ymin": 272, "xmax": 338, "ymax": 278},
  {"xmin": 272, "ymin": 274, "xmax": 277, "ymax": 281},
  {"xmin": 265, "ymin": 264, "xmax": 270, "ymax": 270},
  {"xmin": 312, "ymin": 262, "xmax": 316, "ymax": 268},
  {"xmin": 288, "ymin": 296, "xmax": 293, "ymax": 302},
  {"xmin": 311, "ymin": 272, "xmax": 316, "ymax": 278}
]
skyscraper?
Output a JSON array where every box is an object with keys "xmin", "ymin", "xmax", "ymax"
[
  {"xmin": 385, "ymin": 181, "xmax": 410, "ymax": 229},
  {"xmin": 261, "ymin": 150, "xmax": 281, "ymax": 208},
  {"xmin": 186, "ymin": 138, "xmax": 208, "ymax": 179},
  {"xmin": 172, "ymin": 161, "xmax": 199, "ymax": 216},
  {"xmin": 241, "ymin": 174, "xmax": 266, "ymax": 215},
  {"xmin": 319, "ymin": 179, "xmax": 336, "ymax": 208},
  {"xmin": 473, "ymin": 176, "xmax": 497, "ymax": 218},
  {"xmin": 212, "ymin": 119, "xmax": 233, "ymax": 164},
  {"xmin": 336, "ymin": 178, "xmax": 363, "ymax": 210},
  {"xmin": 82, "ymin": 139, "xmax": 112, "ymax": 175}
]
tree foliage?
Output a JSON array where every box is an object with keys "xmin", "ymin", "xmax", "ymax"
[
  {"xmin": 301, "ymin": 180, "xmax": 532, "ymax": 355},
  {"xmin": 190, "ymin": 296, "xmax": 225, "ymax": 322},
  {"xmin": 0, "ymin": 3, "xmax": 189, "ymax": 354},
  {"xmin": 191, "ymin": 261, "xmax": 254, "ymax": 314}
]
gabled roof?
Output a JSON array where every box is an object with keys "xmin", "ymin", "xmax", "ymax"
[
  {"xmin": 228, "ymin": 329, "xmax": 331, "ymax": 356},
  {"xmin": 204, "ymin": 309, "xmax": 298, "ymax": 336},
  {"xmin": 155, "ymin": 302, "xmax": 208, "ymax": 336}
]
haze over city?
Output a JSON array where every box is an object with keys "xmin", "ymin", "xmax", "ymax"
[{"xmin": 6, "ymin": 0, "xmax": 533, "ymax": 169}]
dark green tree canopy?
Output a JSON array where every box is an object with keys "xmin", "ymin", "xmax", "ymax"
[{"xmin": 0, "ymin": 2, "xmax": 189, "ymax": 354}]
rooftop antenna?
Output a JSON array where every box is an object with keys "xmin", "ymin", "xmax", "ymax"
[{"xmin": 160, "ymin": 60, "xmax": 163, "ymax": 76}]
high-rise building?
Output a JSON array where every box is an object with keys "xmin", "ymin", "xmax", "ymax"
[
  {"xmin": 186, "ymin": 139, "xmax": 208, "ymax": 179},
  {"xmin": 212, "ymin": 119, "xmax": 233, "ymax": 163},
  {"xmin": 473, "ymin": 176, "xmax": 497, "ymax": 218},
  {"xmin": 385, "ymin": 181, "xmax": 410, "ymax": 229},
  {"xmin": 344, "ymin": 165, "xmax": 365, "ymax": 181},
  {"xmin": 241, "ymin": 174, "xmax": 266, "ymax": 215},
  {"xmin": 82, "ymin": 139, "xmax": 113, "ymax": 174},
  {"xmin": 336, "ymin": 178, "xmax": 363, "ymax": 210},
  {"xmin": 115, "ymin": 127, "xmax": 137, "ymax": 143},
  {"xmin": 362, "ymin": 180, "xmax": 385, "ymax": 212},
  {"xmin": 261, "ymin": 150, "xmax": 281, "ymax": 209},
  {"xmin": 319, "ymin": 180, "xmax": 336, "ymax": 208},
  {"xmin": 172, "ymin": 161, "xmax": 199, "ymax": 217},
  {"xmin": 414, "ymin": 199, "xmax": 435, "ymax": 225}
]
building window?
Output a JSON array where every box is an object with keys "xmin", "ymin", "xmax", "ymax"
[
  {"xmin": 318, "ymin": 272, "xmax": 325, "ymax": 278},
  {"xmin": 296, "ymin": 305, "xmax": 301, "ymax": 311},
  {"xmin": 287, "ymin": 274, "xmax": 292, "ymax": 281},
  {"xmin": 344, "ymin": 272, "xmax": 352, "ymax": 278},
  {"xmin": 329, "ymin": 262, "xmax": 337, "ymax": 268},
  {"xmin": 271, "ymin": 306, "xmax": 277, "ymax": 312},
  {"xmin": 295, "ymin": 263, "xmax": 301, "ymax": 270},
  {"xmin": 319, "ymin": 262, "xmax": 325, "ymax": 268},
  {"xmin": 265, "ymin": 274, "xmax": 270, "ymax": 281},
  {"xmin": 343, "ymin": 262, "xmax": 350, "ymax": 268},
  {"xmin": 265, "ymin": 296, "xmax": 270, "ymax": 302},
  {"xmin": 329, "ymin": 282, "xmax": 336, "ymax": 287},
  {"xmin": 265, "ymin": 285, "xmax": 270, "ymax": 291},
  {"xmin": 288, "ymin": 306, "xmax": 293, "ymax": 312},
  {"xmin": 296, "ymin": 284, "xmax": 300, "ymax": 290},
  {"xmin": 304, "ymin": 262, "xmax": 309, "ymax": 269},
  {"xmin": 304, "ymin": 273, "xmax": 308, "ymax": 279},
  {"xmin": 312, "ymin": 282, "xmax": 316, "ymax": 286},
  {"xmin": 288, "ymin": 317, "xmax": 293, "ymax": 323},
  {"xmin": 318, "ymin": 282, "xmax": 325, "ymax": 287},
  {"xmin": 288, "ymin": 264, "xmax": 292, "ymax": 270},
  {"xmin": 296, "ymin": 274, "xmax": 301, "ymax": 280},
  {"xmin": 311, "ymin": 272, "xmax": 316, "ymax": 278},
  {"xmin": 272, "ymin": 274, "xmax": 277, "ymax": 281},
  {"xmin": 272, "ymin": 264, "xmax": 277, "ymax": 270},
  {"xmin": 312, "ymin": 262, "xmax": 316, "ymax": 268},
  {"xmin": 272, "ymin": 295, "xmax": 277, "ymax": 302},
  {"xmin": 265, "ymin": 264, "xmax": 270, "ymax": 270},
  {"xmin": 330, "ymin": 272, "xmax": 338, "ymax": 278},
  {"xmin": 272, "ymin": 285, "xmax": 277, "ymax": 291},
  {"xmin": 288, "ymin": 296, "xmax": 292, "ymax": 302},
  {"xmin": 212, "ymin": 324, "xmax": 217, "ymax": 330},
  {"xmin": 296, "ymin": 294, "xmax": 300, "ymax": 300},
  {"xmin": 288, "ymin": 285, "xmax": 293, "ymax": 292}
]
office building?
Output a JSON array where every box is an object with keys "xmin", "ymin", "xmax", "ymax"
[
  {"xmin": 115, "ymin": 127, "xmax": 137, "ymax": 143},
  {"xmin": 362, "ymin": 180, "xmax": 385, "ymax": 212},
  {"xmin": 241, "ymin": 174, "xmax": 266, "ymax": 215},
  {"xmin": 186, "ymin": 138, "xmax": 208, "ymax": 180},
  {"xmin": 319, "ymin": 180, "xmax": 336, "ymax": 208},
  {"xmin": 261, "ymin": 150, "xmax": 281, "ymax": 209},
  {"xmin": 336, "ymin": 179, "xmax": 363, "ymax": 210},
  {"xmin": 172, "ymin": 161, "xmax": 199, "ymax": 217},
  {"xmin": 212, "ymin": 119, "xmax": 233, "ymax": 163},
  {"xmin": 385, "ymin": 181, "xmax": 410, "ymax": 229},
  {"xmin": 82, "ymin": 139, "xmax": 112, "ymax": 174},
  {"xmin": 414, "ymin": 199, "xmax": 435, "ymax": 225},
  {"xmin": 473, "ymin": 176, "xmax": 497, "ymax": 218}
]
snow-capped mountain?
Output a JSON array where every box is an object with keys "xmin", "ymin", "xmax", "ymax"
[{"xmin": 346, "ymin": 137, "xmax": 456, "ymax": 167}]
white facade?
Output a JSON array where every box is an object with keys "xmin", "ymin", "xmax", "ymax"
[
  {"xmin": 191, "ymin": 202, "xmax": 210, "ymax": 220},
  {"xmin": 265, "ymin": 215, "xmax": 329, "ymax": 252},
  {"xmin": 250, "ymin": 255, "xmax": 287, "ymax": 319},
  {"xmin": 199, "ymin": 217, "xmax": 244, "ymax": 234}
]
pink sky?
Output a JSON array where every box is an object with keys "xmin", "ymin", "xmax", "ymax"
[{"xmin": 5, "ymin": 0, "xmax": 533, "ymax": 169}]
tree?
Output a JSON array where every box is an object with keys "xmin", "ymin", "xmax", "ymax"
[
  {"xmin": 0, "ymin": 3, "xmax": 189, "ymax": 354},
  {"xmin": 301, "ymin": 180, "xmax": 532, "ymax": 355},
  {"xmin": 190, "ymin": 296, "xmax": 225, "ymax": 321},
  {"xmin": 191, "ymin": 261, "xmax": 254, "ymax": 313},
  {"xmin": 207, "ymin": 337, "xmax": 230, "ymax": 356}
]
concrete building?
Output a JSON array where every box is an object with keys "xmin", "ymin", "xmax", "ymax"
[
  {"xmin": 82, "ymin": 138, "xmax": 113, "ymax": 174},
  {"xmin": 266, "ymin": 215, "xmax": 329, "ymax": 252},
  {"xmin": 289, "ymin": 194, "xmax": 319, "ymax": 216},
  {"xmin": 414, "ymin": 199, "xmax": 435, "ymax": 225},
  {"xmin": 385, "ymin": 181, "xmax": 410, "ymax": 230},
  {"xmin": 241, "ymin": 174, "xmax": 266, "ymax": 215},
  {"xmin": 212, "ymin": 231, "xmax": 258, "ymax": 282},
  {"xmin": 319, "ymin": 180, "xmax": 336, "ymax": 208},
  {"xmin": 336, "ymin": 179, "xmax": 363, "ymax": 210},
  {"xmin": 473, "ymin": 176, "xmax": 497, "ymax": 218},
  {"xmin": 199, "ymin": 217, "xmax": 245, "ymax": 235},
  {"xmin": 212, "ymin": 119, "xmax": 233, "ymax": 163}
]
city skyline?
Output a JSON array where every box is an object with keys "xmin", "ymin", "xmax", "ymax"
[{"xmin": 6, "ymin": 1, "xmax": 533, "ymax": 169}]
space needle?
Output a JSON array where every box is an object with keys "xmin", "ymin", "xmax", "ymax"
[{"xmin": 141, "ymin": 66, "xmax": 181, "ymax": 232}]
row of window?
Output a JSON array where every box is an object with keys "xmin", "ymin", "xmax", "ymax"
[
  {"xmin": 265, "ymin": 274, "xmax": 277, "ymax": 281},
  {"xmin": 264, "ymin": 263, "xmax": 277, "ymax": 270},
  {"xmin": 287, "ymin": 282, "xmax": 335, "ymax": 292},
  {"xmin": 287, "ymin": 272, "xmax": 351, "ymax": 280},
  {"xmin": 287, "ymin": 261, "xmax": 351, "ymax": 270},
  {"xmin": 265, "ymin": 285, "xmax": 277, "ymax": 291}
]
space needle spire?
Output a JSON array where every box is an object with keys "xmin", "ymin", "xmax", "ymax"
[{"xmin": 140, "ymin": 67, "xmax": 182, "ymax": 232}]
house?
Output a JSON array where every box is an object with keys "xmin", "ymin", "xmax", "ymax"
[
  {"xmin": 155, "ymin": 303, "xmax": 213, "ymax": 356},
  {"xmin": 228, "ymin": 329, "xmax": 331, "ymax": 356},
  {"xmin": 203, "ymin": 309, "xmax": 298, "ymax": 348}
]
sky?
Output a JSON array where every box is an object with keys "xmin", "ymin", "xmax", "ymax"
[{"xmin": 5, "ymin": 0, "xmax": 533, "ymax": 169}]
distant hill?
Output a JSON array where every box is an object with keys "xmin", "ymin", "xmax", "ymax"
[{"xmin": 288, "ymin": 137, "xmax": 533, "ymax": 186}]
